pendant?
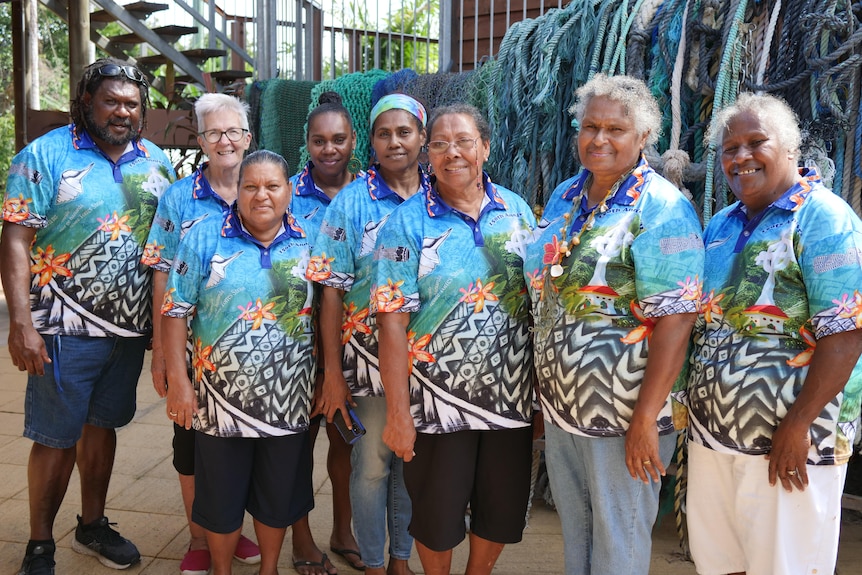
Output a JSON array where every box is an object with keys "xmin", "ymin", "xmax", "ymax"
[
  {"xmin": 600, "ymin": 203, "xmax": 608, "ymax": 213},
  {"xmin": 550, "ymin": 264, "xmax": 564, "ymax": 278}
]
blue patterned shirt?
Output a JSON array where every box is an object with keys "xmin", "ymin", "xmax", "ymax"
[
  {"xmin": 372, "ymin": 174, "xmax": 537, "ymax": 433},
  {"xmin": 3, "ymin": 124, "xmax": 174, "ymax": 337},
  {"xmin": 143, "ymin": 163, "xmax": 232, "ymax": 272},
  {"xmin": 306, "ymin": 166, "xmax": 430, "ymax": 397},
  {"xmin": 163, "ymin": 206, "xmax": 316, "ymax": 438},
  {"xmin": 524, "ymin": 158, "xmax": 704, "ymax": 438},
  {"xmin": 686, "ymin": 168, "xmax": 862, "ymax": 465},
  {"xmin": 290, "ymin": 162, "xmax": 364, "ymax": 247}
]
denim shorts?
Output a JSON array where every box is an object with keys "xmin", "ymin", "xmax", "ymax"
[{"xmin": 24, "ymin": 334, "xmax": 147, "ymax": 449}]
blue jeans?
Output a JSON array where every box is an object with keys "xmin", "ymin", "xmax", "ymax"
[
  {"xmin": 350, "ymin": 396, "xmax": 413, "ymax": 568},
  {"xmin": 25, "ymin": 334, "xmax": 146, "ymax": 448},
  {"xmin": 544, "ymin": 423, "xmax": 676, "ymax": 575}
]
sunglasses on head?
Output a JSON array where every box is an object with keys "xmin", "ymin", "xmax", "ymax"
[{"xmin": 95, "ymin": 63, "xmax": 148, "ymax": 85}]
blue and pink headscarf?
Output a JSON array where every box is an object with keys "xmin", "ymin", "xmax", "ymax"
[{"xmin": 369, "ymin": 94, "xmax": 427, "ymax": 129}]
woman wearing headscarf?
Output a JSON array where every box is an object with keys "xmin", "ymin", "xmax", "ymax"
[
  {"xmin": 375, "ymin": 103, "xmax": 537, "ymax": 574},
  {"xmin": 308, "ymin": 93, "xmax": 429, "ymax": 575}
]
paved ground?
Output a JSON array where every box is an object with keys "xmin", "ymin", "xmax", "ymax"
[{"xmin": 0, "ymin": 283, "xmax": 860, "ymax": 574}]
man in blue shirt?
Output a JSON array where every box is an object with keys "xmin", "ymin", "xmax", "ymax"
[{"xmin": 1, "ymin": 58, "xmax": 174, "ymax": 575}]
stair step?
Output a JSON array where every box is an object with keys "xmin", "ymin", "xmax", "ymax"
[
  {"xmin": 110, "ymin": 25, "xmax": 199, "ymax": 47},
  {"xmin": 91, "ymin": 2, "xmax": 169, "ymax": 24},
  {"xmin": 181, "ymin": 48, "xmax": 229, "ymax": 65},
  {"xmin": 136, "ymin": 48, "xmax": 227, "ymax": 70},
  {"xmin": 176, "ymin": 69, "xmax": 252, "ymax": 87},
  {"xmin": 209, "ymin": 70, "xmax": 253, "ymax": 84}
]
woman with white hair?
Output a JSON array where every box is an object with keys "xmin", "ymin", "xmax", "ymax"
[
  {"xmin": 686, "ymin": 92, "xmax": 862, "ymax": 575},
  {"xmin": 144, "ymin": 93, "xmax": 259, "ymax": 575},
  {"xmin": 523, "ymin": 74, "xmax": 704, "ymax": 575}
]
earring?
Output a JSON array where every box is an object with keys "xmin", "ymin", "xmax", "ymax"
[{"xmin": 347, "ymin": 151, "xmax": 362, "ymax": 175}]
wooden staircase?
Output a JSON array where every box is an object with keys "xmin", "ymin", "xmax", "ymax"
[{"xmin": 42, "ymin": 0, "xmax": 253, "ymax": 102}]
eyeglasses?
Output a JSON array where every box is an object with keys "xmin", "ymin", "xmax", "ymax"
[
  {"xmin": 198, "ymin": 128, "xmax": 249, "ymax": 143},
  {"xmin": 95, "ymin": 63, "xmax": 148, "ymax": 86},
  {"xmin": 427, "ymin": 137, "xmax": 479, "ymax": 154}
]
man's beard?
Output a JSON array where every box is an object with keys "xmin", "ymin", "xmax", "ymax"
[{"xmin": 85, "ymin": 107, "xmax": 142, "ymax": 147}]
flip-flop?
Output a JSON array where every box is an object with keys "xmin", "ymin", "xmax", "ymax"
[
  {"xmin": 292, "ymin": 552, "xmax": 338, "ymax": 575},
  {"xmin": 330, "ymin": 547, "xmax": 366, "ymax": 571}
]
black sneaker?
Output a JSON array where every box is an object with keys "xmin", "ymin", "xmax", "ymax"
[
  {"xmin": 71, "ymin": 515, "xmax": 140, "ymax": 570},
  {"xmin": 18, "ymin": 541, "xmax": 55, "ymax": 575}
]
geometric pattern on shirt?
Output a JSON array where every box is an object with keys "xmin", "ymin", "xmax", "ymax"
[
  {"xmin": 343, "ymin": 314, "xmax": 384, "ymax": 397},
  {"xmin": 30, "ymin": 229, "xmax": 149, "ymax": 336},
  {"xmin": 687, "ymin": 318, "xmax": 840, "ymax": 464},
  {"xmin": 536, "ymin": 313, "xmax": 648, "ymax": 436},
  {"xmin": 194, "ymin": 315, "xmax": 314, "ymax": 437},
  {"xmin": 410, "ymin": 300, "xmax": 532, "ymax": 431}
]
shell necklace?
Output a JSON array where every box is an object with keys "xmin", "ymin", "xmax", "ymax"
[{"xmin": 546, "ymin": 168, "xmax": 633, "ymax": 280}]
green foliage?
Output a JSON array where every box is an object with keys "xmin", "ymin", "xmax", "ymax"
[
  {"xmin": 270, "ymin": 260, "xmax": 314, "ymax": 337},
  {"xmin": 345, "ymin": 0, "xmax": 439, "ymax": 73},
  {"xmin": 121, "ymin": 168, "xmax": 170, "ymax": 244},
  {"xmin": 0, "ymin": 110, "xmax": 15, "ymax": 197},
  {"xmin": 0, "ymin": 5, "xmax": 13, "ymax": 111}
]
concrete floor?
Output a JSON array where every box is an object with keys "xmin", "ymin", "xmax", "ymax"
[{"xmin": 0, "ymin": 287, "xmax": 860, "ymax": 574}]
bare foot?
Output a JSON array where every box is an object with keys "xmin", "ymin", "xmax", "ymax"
[{"xmin": 387, "ymin": 558, "xmax": 415, "ymax": 575}]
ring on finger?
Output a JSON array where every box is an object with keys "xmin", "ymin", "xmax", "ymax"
[
  {"xmin": 169, "ymin": 411, "xmax": 178, "ymax": 416},
  {"xmin": 787, "ymin": 469, "xmax": 797, "ymax": 476},
  {"xmin": 642, "ymin": 460, "xmax": 651, "ymax": 466}
]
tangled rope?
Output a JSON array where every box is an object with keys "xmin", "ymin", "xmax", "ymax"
[{"xmin": 249, "ymin": 0, "xmax": 862, "ymax": 219}]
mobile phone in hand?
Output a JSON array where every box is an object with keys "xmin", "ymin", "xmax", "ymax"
[{"xmin": 333, "ymin": 403, "xmax": 366, "ymax": 444}]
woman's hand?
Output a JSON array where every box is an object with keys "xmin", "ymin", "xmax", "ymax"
[
  {"xmin": 313, "ymin": 370, "xmax": 355, "ymax": 427},
  {"xmin": 625, "ymin": 413, "xmax": 664, "ymax": 484},
  {"xmin": 382, "ymin": 410, "xmax": 417, "ymax": 462},
  {"xmin": 166, "ymin": 373, "xmax": 196, "ymax": 430},
  {"xmin": 766, "ymin": 419, "xmax": 811, "ymax": 492}
]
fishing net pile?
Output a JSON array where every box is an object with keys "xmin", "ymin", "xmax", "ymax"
[{"xmin": 250, "ymin": 0, "xmax": 862, "ymax": 221}]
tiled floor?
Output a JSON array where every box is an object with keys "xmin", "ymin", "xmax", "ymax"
[{"xmin": 0, "ymin": 286, "xmax": 860, "ymax": 574}]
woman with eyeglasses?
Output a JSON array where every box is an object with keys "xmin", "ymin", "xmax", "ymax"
[
  {"xmin": 522, "ymin": 74, "xmax": 703, "ymax": 575},
  {"xmin": 308, "ymin": 93, "xmax": 428, "ymax": 575},
  {"xmin": 289, "ymin": 91, "xmax": 365, "ymax": 575},
  {"xmin": 373, "ymin": 103, "xmax": 537, "ymax": 574},
  {"xmin": 143, "ymin": 93, "xmax": 259, "ymax": 575}
]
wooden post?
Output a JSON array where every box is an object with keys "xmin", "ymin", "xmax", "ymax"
[
  {"xmin": 68, "ymin": 0, "xmax": 90, "ymax": 91},
  {"xmin": 12, "ymin": 0, "xmax": 28, "ymax": 150}
]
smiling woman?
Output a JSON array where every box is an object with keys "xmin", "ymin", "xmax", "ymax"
[
  {"xmin": 236, "ymin": 151, "xmax": 293, "ymax": 245},
  {"xmin": 162, "ymin": 148, "xmax": 317, "ymax": 575},
  {"xmin": 306, "ymin": 92, "xmax": 429, "ymax": 575},
  {"xmin": 523, "ymin": 74, "xmax": 704, "ymax": 575},
  {"xmin": 686, "ymin": 93, "xmax": 862, "ymax": 575},
  {"xmin": 373, "ymin": 102, "xmax": 538, "ymax": 575}
]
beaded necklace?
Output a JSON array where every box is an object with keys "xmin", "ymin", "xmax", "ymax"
[{"xmin": 534, "ymin": 167, "xmax": 634, "ymax": 340}]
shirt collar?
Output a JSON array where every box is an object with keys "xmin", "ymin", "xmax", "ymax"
[
  {"xmin": 425, "ymin": 172, "xmax": 507, "ymax": 218},
  {"xmin": 222, "ymin": 202, "xmax": 306, "ymax": 244},
  {"xmin": 366, "ymin": 165, "xmax": 430, "ymax": 202},
  {"xmin": 293, "ymin": 162, "xmax": 334, "ymax": 204},
  {"xmin": 70, "ymin": 123, "xmax": 148, "ymax": 161},
  {"xmin": 728, "ymin": 166, "xmax": 821, "ymax": 220},
  {"xmin": 561, "ymin": 155, "xmax": 651, "ymax": 207},
  {"xmin": 191, "ymin": 163, "xmax": 216, "ymax": 200}
]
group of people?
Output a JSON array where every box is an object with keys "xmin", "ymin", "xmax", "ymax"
[{"xmin": 3, "ymin": 57, "xmax": 861, "ymax": 575}]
